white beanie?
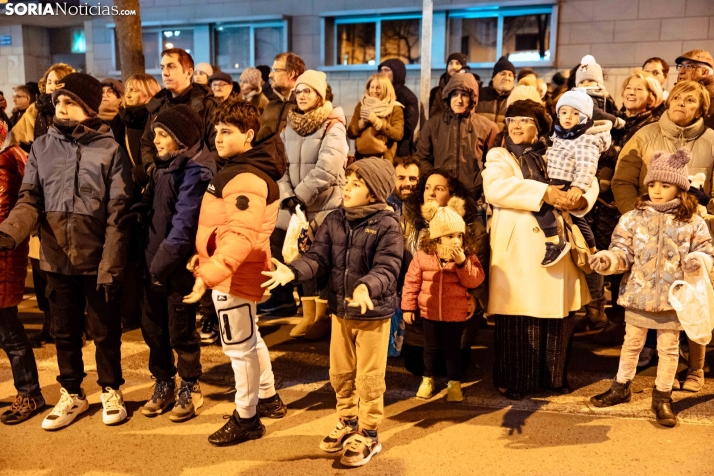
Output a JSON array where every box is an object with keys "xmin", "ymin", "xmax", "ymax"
[
  {"xmin": 295, "ymin": 69, "xmax": 327, "ymax": 100},
  {"xmin": 429, "ymin": 197, "xmax": 466, "ymax": 239},
  {"xmin": 575, "ymin": 55, "xmax": 604, "ymax": 87},
  {"xmin": 556, "ymin": 88, "xmax": 594, "ymax": 119},
  {"xmin": 195, "ymin": 62, "xmax": 213, "ymax": 77}
]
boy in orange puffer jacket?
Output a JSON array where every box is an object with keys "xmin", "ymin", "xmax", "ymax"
[{"xmin": 183, "ymin": 98, "xmax": 287, "ymax": 447}]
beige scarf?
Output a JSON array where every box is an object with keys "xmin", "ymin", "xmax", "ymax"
[
  {"xmin": 288, "ymin": 101, "xmax": 334, "ymax": 136},
  {"xmin": 360, "ymin": 94, "xmax": 402, "ymax": 118}
]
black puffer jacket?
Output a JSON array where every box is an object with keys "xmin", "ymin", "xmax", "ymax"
[
  {"xmin": 288, "ymin": 208, "xmax": 403, "ymax": 321},
  {"xmin": 379, "ymin": 59, "xmax": 418, "ymax": 156},
  {"xmin": 0, "ymin": 119, "xmax": 132, "ymax": 284}
]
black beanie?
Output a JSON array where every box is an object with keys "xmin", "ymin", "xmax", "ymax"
[
  {"xmin": 505, "ymin": 99, "xmax": 552, "ymax": 135},
  {"xmin": 153, "ymin": 105, "xmax": 203, "ymax": 149},
  {"xmin": 493, "ymin": 55, "xmax": 516, "ymax": 78},
  {"xmin": 446, "ymin": 52, "xmax": 467, "ymax": 67},
  {"xmin": 51, "ymin": 73, "xmax": 102, "ymax": 116}
]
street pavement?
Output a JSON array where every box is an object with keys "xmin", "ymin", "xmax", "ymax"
[{"xmin": 1, "ymin": 292, "xmax": 714, "ymax": 475}]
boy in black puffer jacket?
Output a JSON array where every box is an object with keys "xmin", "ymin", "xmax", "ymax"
[{"xmin": 262, "ymin": 157, "xmax": 403, "ymax": 468}]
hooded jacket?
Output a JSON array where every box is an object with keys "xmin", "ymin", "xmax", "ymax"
[
  {"xmin": 145, "ymin": 141, "xmax": 216, "ymax": 282},
  {"xmin": 612, "ymin": 111, "xmax": 714, "ymax": 214},
  {"xmin": 0, "ymin": 120, "xmax": 132, "ymax": 284},
  {"xmin": 0, "ymin": 147, "xmax": 29, "ymax": 308},
  {"xmin": 415, "ymin": 81, "xmax": 499, "ymax": 199},
  {"xmin": 140, "ymin": 84, "xmax": 219, "ymax": 177},
  {"xmin": 278, "ymin": 104, "xmax": 349, "ymax": 230},
  {"xmin": 378, "ymin": 59, "xmax": 419, "ymax": 156},
  {"xmin": 288, "ymin": 208, "xmax": 403, "ymax": 321},
  {"xmin": 475, "ymin": 85, "xmax": 511, "ymax": 131},
  {"xmin": 195, "ymin": 134, "xmax": 287, "ymax": 301}
]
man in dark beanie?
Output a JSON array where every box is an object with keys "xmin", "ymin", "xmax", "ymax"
[
  {"xmin": 428, "ymin": 52, "xmax": 467, "ymax": 118},
  {"xmin": 0, "ymin": 72, "xmax": 133, "ymax": 430},
  {"xmin": 475, "ymin": 55, "xmax": 516, "ymax": 131},
  {"xmin": 379, "ymin": 59, "xmax": 419, "ymax": 156},
  {"xmin": 416, "ymin": 73, "xmax": 499, "ymax": 202},
  {"xmin": 138, "ymin": 104, "xmax": 216, "ymax": 422}
]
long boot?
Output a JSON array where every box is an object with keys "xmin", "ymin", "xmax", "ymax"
[
  {"xmin": 290, "ymin": 297, "xmax": 316, "ymax": 338},
  {"xmin": 590, "ymin": 379, "xmax": 631, "ymax": 407},
  {"xmin": 682, "ymin": 341, "xmax": 706, "ymax": 392},
  {"xmin": 651, "ymin": 388, "xmax": 677, "ymax": 427},
  {"xmin": 304, "ymin": 298, "xmax": 331, "ymax": 340},
  {"xmin": 585, "ymin": 299, "xmax": 608, "ymax": 331}
]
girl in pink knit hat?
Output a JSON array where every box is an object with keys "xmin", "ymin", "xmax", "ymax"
[{"xmin": 587, "ymin": 148, "xmax": 714, "ymax": 427}]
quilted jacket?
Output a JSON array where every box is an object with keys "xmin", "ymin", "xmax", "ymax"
[{"xmin": 0, "ymin": 147, "xmax": 29, "ymax": 307}]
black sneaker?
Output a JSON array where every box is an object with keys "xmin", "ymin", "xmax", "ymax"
[
  {"xmin": 257, "ymin": 294, "xmax": 297, "ymax": 315},
  {"xmin": 257, "ymin": 393, "xmax": 287, "ymax": 419},
  {"xmin": 208, "ymin": 411, "xmax": 266, "ymax": 447},
  {"xmin": 541, "ymin": 240, "xmax": 571, "ymax": 267},
  {"xmin": 199, "ymin": 316, "xmax": 218, "ymax": 345},
  {"xmin": 1, "ymin": 394, "xmax": 46, "ymax": 425}
]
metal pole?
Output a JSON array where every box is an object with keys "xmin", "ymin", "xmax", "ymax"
[{"xmin": 419, "ymin": 0, "xmax": 433, "ymax": 126}]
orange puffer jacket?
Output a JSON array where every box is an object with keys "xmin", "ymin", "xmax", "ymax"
[
  {"xmin": 401, "ymin": 250, "xmax": 484, "ymax": 322},
  {"xmin": 195, "ymin": 135, "xmax": 286, "ymax": 301},
  {"xmin": 0, "ymin": 146, "xmax": 29, "ymax": 308}
]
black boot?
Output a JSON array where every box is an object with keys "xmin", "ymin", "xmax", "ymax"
[
  {"xmin": 208, "ymin": 411, "xmax": 265, "ymax": 447},
  {"xmin": 651, "ymin": 388, "xmax": 677, "ymax": 427},
  {"xmin": 590, "ymin": 379, "xmax": 631, "ymax": 407},
  {"xmin": 257, "ymin": 393, "xmax": 287, "ymax": 419}
]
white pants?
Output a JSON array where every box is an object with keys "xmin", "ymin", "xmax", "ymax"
[
  {"xmin": 212, "ymin": 291, "xmax": 276, "ymax": 418},
  {"xmin": 615, "ymin": 323, "xmax": 680, "ymax": 392}
]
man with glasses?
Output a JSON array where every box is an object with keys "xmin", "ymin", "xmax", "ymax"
[
  {"xmin": 10, "ymin": 85, "xmax": 33, "ymax": 128},
  {"xmin": 257, "ymin": 52, "xmax": 305, "ymax": 141},
  {"xmin": 674, "ymin": 50, "xmax": 714, "ymax": 83}
]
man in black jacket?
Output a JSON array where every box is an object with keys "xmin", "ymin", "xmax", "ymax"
[
  {"xmin": 0, "ymin": 73, "xmax": 133, "ymax": 430},
  {"xmin": 378, "ymin": 59, "xmax": 418, "ymax": 156},
  {"xmin": 475, "ymin": 56, "xmax": 515, "ymax": 131},
  {"xmin": 428, "ymin": 53, "xmax": 467, "ymax": 119}
]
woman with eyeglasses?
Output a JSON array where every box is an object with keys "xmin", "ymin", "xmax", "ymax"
[
  {"xmin": 278, "ymin": 69, "xmax": 349, "ymax": 339},
  {"xmin": 482, "ymin": 99, "xmax": 600, "ymax": 400},
  {"xmin": 612, "ymin": 79, "xmax": 714, "ymax": 393}
]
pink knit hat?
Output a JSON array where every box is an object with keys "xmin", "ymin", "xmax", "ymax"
[
  {"xmin": 644, "ymin": 148, "xmax": 691, "ymax": 191},
  {"xmin": 239, "ymin": 67, "xmax": 263, "ymax": 89}
]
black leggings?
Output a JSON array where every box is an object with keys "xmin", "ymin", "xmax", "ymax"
[{"xmin": 423, "ymin": 319, "xmax": 466, "ymax": 381}]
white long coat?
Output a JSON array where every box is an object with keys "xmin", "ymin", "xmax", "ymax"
[{"xmin": 483, "ymin": 147, "xmax": 599, "ymax": 318}]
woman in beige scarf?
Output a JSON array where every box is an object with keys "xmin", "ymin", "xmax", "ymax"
[{"xmin": 348, "ymin": 73, "xmax": 404, "ymax": 163}]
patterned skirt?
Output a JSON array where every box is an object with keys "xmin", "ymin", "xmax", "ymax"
[{"xmin": 493, "ymin": 314, "xmax": 576, "ymax": 394}]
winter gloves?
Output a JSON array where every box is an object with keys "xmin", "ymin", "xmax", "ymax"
[{"xmin": 261, "ymin": 258, "xmax": 296, "ymax": 290}]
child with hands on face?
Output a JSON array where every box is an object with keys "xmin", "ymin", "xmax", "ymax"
[
  {"xmin": 587, "ymin": 148, "xmax": 714, "ymax": 428},
  {"xmin": 400, "ymin": 198, "xmax": 484, "ymax": 403},
  {"xmin": 262, "ymin": 157, "xmax": 403, "ymax": 468}
]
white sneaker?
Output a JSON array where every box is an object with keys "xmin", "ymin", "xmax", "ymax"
[
  {"xmin": 41, "ymin": 388, "xmax": 89, "ymax": 430},
  {"xmin": 100, "ymin": 387, "xmax": 127, "ymax": 425},
  {"xmin": 637, "ymin": 347, "xmax": 657, "ymax": 367}
]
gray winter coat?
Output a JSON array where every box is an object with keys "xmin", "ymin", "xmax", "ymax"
[{"xmin": 278, "ymin": 106, "xmax": 349, "ymax": 230}]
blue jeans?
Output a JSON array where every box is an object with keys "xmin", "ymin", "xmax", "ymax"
[{"xmin": 0, "ymin": 306, "xmax": 41, "ymax": 397}]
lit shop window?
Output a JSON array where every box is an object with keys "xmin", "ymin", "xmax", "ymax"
[{"xmin": 329, "ymin": 15, "xmax": 421, "ymax": 66}]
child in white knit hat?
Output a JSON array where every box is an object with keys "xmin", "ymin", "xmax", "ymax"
[
  {"xmin": 401, "ymin": 197, "xmax": 484, "ymax": 402},
  {"xmin": 536, "ymin": 88, "xmax": 612, "ymax": 267}
]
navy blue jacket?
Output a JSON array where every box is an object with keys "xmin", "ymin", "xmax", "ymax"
[
  {"xmin": 145, "ymin": 142, "xmax": 216, "ymax": 282},
  {"xmin": 288, "ymin": 208, "xmax": 403, "ymax": 321}
]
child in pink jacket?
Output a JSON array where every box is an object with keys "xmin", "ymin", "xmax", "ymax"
[{"xmin": 401, "ymin": 197, "xmax": 484, "ymax": 402}]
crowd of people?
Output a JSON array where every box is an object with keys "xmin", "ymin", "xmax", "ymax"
[{"xmin": 0, "ymin": 44, "xmax": 713, "ymax": 467}]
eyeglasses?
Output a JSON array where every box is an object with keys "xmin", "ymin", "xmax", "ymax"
[
  {"xmin": 13, "ymin": 95, "xmax": 28, "ymax": 100},
  {"xmin": 505, "ymin": 117, "xmax": 536, "ymax": 126},
  {"xmin": 294, "ymin": 87, "xmax": 313, "ymax": 97},
  {"xmin": 270, "ymin": 67, "xmax": 287, "ymax": 73},
  {"xmin": 676, "ymin": 63, "xmax": 712, "ymax": 72}
]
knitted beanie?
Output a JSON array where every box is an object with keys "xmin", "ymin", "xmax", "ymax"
[
  {"xmin": 346, "ymin": 157, "xmax": 395, "ymax": 204},
  {"xmin": 575, "ymin": 55, "xmax": 604, "ymax": 87},
  {"xmin": 51, "ymin": 73, "xmax": 103, "ymax": 116},
  {"xmin": 209, "ymin": 72, "xmax": 233, "ymax": 85},
  {"xmin": 153, "ymin": 104, "xmax": 203, "ymax": 149},
  {"xmin": 505, "ymin": 99, "xmax": 552, "ymax": 135},
  {"xmin": 101, "ymin": 78, "xmax": 124, "ymax": 97},
  {"xmin": 240, "ymin": 67, "xmax": 263, "ymax": 89},
  {"xmin": 446, "ymin": 52, "xmax": 467, "ymax": 67},
  {"xmin": 644, "ymin": 148, "xmax": 692, "ymax": 191},
  {"xmin": 492, "ymin": 55, "xmax": 516, "ymax": 78},
  {"xmin": 429, "ymin": 197, "xmax": 466, "ymax": 239},
  {"xmin": 195, "ymin": 62, "xmax": 214, "ymax": 77},
  {"xmin": 506, "ymin": 77, "xmax": 543, "ymax": 107},
  {"xmin": 295, "ymin": 70, "xmax": 327, "ymax": 100},
  {"xmin": 556, "ymin": 88, "xmax": 594, "ymax": 119}
]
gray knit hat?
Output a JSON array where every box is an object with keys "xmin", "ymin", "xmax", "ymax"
[
  {"xmin": 575, "ymin": 55, "xmax": 604, "ymax": 87},
  {"xmin": 644, "ymin": 148, "xmax": 691, "ymax": 191},
  {"xmin": 346, "ymin": 157, "xmax": 395, "ymax": 204},
  {"xmin": 556, "ymin": 88, "xmax": 594, "ymax": 119}
]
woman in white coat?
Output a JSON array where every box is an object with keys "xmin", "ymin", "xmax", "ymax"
[{"xmin": 483, "ymin": 99, "xmax": 599, "ymax": 399}]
